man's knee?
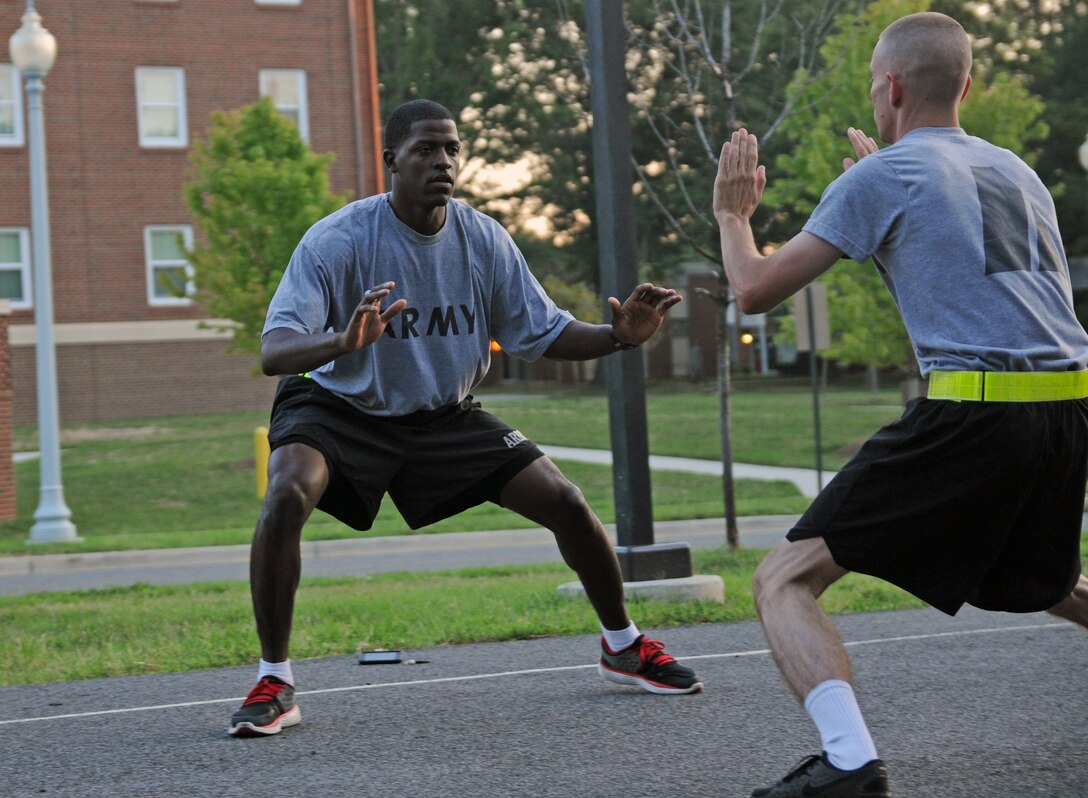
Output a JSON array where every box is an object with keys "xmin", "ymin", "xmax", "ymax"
[
  {"xmin": 753, "ymin": 538, "xmax": 844, "ymax": 609},
  {"xmin": 543, "ymin": 477, "xmax": 595, "ymax": 526},
  {"xmin": 263, "ymin": 445, "xmax": 327, "ymax": 518},
  {"xmin": 503, "ymin": 459, "xmax": 598, "ymax": 530},
  {"xmin": 752, "ymin": 546, "xmax": 788, "ymax": 608}
]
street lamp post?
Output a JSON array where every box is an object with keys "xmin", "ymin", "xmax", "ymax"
[{"xmin": 10, "ymin": 1, "xmax": 78, "ymax": 543}]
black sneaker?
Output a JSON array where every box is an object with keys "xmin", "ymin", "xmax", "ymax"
[
  {"xmin": 597, "ymin": 634, "xmax": 703, "ymax": 695},
  {"xmin": 228, "ymin": 676, "xmax": 301, "ymax": 737},
  {"xmin": 751, "ymin": 753, "xmax": 890, "ymax": 797}
]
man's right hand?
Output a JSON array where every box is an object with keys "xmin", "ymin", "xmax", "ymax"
[
  {"xmin": 713, "ymin": 128, "xmax": 767, "ymax": 224},
  {"xmin": 341, "ymin": 281, "xmax": 408, "ymax": 352},
  {"xmin": 261, "ymin": 282, "xmax": 408, "ymax": 376}
]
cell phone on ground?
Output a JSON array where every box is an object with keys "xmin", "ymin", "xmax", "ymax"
[{"xmin": 358, "ymin": 649, "xmax": 402, "ymax": 664}]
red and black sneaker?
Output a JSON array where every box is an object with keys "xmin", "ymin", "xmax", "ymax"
[
  {"xmin": 597, "ymin": 634, "xmax": 703, "ymax": 695},
  {"xmin": 228, "ymin": 676, "xmax": 301, "ymax": 737}
]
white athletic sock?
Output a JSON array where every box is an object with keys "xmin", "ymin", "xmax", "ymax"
[
  {"xmin": 258, "ymin": 658, "xmax": 295, "ymax": 687},
  {"xmin": 804, "ymin": 679, "xmax": 878, "ymax": 771},
  {"xmin": 601, "ymin": 622, "xmax": 640, "ymax": 652}
]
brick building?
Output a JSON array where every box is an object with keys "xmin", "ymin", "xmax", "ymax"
[{"xmin": 0, "ymin": 0, "xmax": 382, "ymax": 424}]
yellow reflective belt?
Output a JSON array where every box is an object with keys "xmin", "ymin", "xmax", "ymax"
[{"xmin": 927, "ymin": 371, "xmax": 1088, "ymax": 402}]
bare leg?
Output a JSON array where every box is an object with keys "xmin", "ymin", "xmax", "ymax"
[
  {"xmin": 1046, "ymin": 574, "xmax": 1088, "ymax": 629},
  {"xmin": 250, "ymin": 443, "xmax": 329, "ymax": 663},
  {"xmin": 752, "ymin": 537, "xmax": 852, "ymax": 700},
  {"xmin": 500, "ymin": 457, "xmax": 629, "ymax": 630}
]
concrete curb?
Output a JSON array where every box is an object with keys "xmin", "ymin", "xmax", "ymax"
[{"xmin": 556, "ymin": 574, "xmax": 726, "ymax": 603}]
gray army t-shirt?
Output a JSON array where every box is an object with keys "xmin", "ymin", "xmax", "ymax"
[
  {"xmin": 804, "ymin": 127, "xmax": 1088, "ymax": 375},
  {"xmin": 264, "ymin": 195, "xmax": 573, "ymax": 415}
]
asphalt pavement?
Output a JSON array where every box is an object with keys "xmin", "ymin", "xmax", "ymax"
[{"xmin": 3, "ymin": 608, "xmax": 1085, "ymax": 797}]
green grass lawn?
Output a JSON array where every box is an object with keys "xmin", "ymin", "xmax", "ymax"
[
  {"xmin": 0, "ymin": 384, "xmax": 901, "ymax": 554},
  {"xmin": 484, "ymin": 385, "xmax": 903, "ymax": 467},
  {"xmin": 0, "ymin": 545, "xmax": 926, "ymax": 686},
  {"xmin": 6, "ymin": 537, "xmax": 1085, "ymax": 687}
]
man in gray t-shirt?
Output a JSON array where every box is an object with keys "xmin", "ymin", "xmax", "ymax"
[
  {"xmin": 713, "ymin": 12, "xmax": 1088, "ymax": 797},
  {"xmin": 228, "ymin": 100, "xmax": 702, "ymax": 738}
]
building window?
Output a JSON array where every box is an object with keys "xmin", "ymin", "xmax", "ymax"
[
  {"xmin": 0, "ymin": 228, "xmax": 32, "ymax": 309},
  {"xmin": 256, "ymin": 0, "xmax": 302, "ymax": 5},
  {"xmin": 145, "ymin": 226, "xmax": 193, "ymax": 305},
  {"xmin": 0, "ymin": 64, "xmax": 24, "ymax": 147},
  {"xmin": 135, "ymin": 67, "xmax": 187, "ymax": 148},
  {"xmin": 259, "ymin": 69, "xmax": 308, "ymax": 143}
]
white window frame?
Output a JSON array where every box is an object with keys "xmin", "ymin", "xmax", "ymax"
[
  {"xmin": 145, "ymin": 225, "xmax": 194, "ymax": 306},
  {"xmin": 259, "ymin": 69, "xmax": 309, "ymax": 143},
  {"xmin": 0, "ymin": 64, "xmax": 25, "ymax": 147},
  {"xmin": 135, "ymin": 67, "xmax": 188, "ymax": 148},
  {"xmin": 0, "ymin": 228, "xmax": 32, "ymax": 310},
  {"xmin": 256, "ymin": 0, "xmax": 302, "ymax": 5}
]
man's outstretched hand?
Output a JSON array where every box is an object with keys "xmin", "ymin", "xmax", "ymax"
[
  {"xmin": 342, "ymin": 281, "xmax": 408, "ymax": 352},
  {"xmin": 608, "ymin": 282, "xmax": 682, "ymax": 346},
  {"xmin": 713, "ymin": 128, "xmax": 767, "ymax": 223}
]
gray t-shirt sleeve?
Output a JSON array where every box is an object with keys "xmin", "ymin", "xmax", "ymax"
[
  {"xmin": 484, "ymin": 226, "xmax": 573, "ymax": 361},
  {"xmin": 263, "ymin": 241, "xmax": 335, "ymax": 337},
  {"xmin": 803, "ymin": 156, "xmax": 908, "ymax": 263}
]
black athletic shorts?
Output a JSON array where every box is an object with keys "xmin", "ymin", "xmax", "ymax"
[
  {"xmin": 266, "ymin": 375, "xmax": 545, "ymax": 531},
  {"xmin": 788, "ymin": 396, "xmax": 1088, "ymax": 615}
]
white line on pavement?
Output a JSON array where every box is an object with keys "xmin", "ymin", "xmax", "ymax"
[{"xmin": 0, "ymin": 621, "xmax": 1070, "ymax": 727}]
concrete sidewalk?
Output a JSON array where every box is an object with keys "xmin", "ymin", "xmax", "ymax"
[{"xmin": 538, "ymin": 444, "xmax": 833, "ymax": 498}]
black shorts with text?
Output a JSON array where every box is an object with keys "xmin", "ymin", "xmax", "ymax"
[{"xmin": 266, "ymin": 376, "xmax": 544, "ymax": 531}]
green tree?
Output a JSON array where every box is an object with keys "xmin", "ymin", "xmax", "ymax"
[
  {"xmin": 183, "ymin": 98, "xmax": 348, "ymax": 356},
  {"xmin": 373, "ymin": 1, "xmax": 873, "ymax": 287}
]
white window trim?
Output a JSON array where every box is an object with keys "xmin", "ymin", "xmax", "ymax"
[
  {"xmin": 255, "ymin": 0, "xmax": 302, "ymax": 5},
  {"xmin": 0, "ymin": 227, "xmax": 32, "ymax": 310},
  {"xmin": 0, "ymin": 64, "xmax": 25, "ymax": 147},
  {"xmin": 145, "ymin": 225, "xmax": 194, "ymax": 306},
  {"xmin": 259, "ymin": 68, "xmax": 309, "ymax": 143},
  {"xmin": 135, "ymin": 67, "xmax": 188, "ymax": 149}
]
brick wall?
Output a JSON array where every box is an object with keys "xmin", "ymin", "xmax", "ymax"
[
  {"xmin": 11, "ymin": 338, "xmax": 279, "ymax": 425},
  {"xmin": 0, "ymin": 0, "xmax": 380, "ymax": 422}
]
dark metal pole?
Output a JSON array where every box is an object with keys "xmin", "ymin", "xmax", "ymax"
[
  {"xmin": 584, "ymin": 0, "xmax": 690, "ymax": 580},
  {"xmin": 716, "ymin": 282, "xmax": 739, "ymax": 550}
]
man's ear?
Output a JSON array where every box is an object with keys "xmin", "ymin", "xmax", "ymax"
[
  {"xmin": 888, "ymin": 72, "xmax": 903, "ymax": 108},
  {"xmin": 959, "ymin": 73, "xmax": 972, "ymax": 103},
  {"xmin": 382, "ymin": 149, "xmax": 397, "ymax": 173}
]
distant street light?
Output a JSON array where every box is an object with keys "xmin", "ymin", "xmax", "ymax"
[{"xmin": 10, "ymin": 0, "xmax": 78, "ymax": 542}]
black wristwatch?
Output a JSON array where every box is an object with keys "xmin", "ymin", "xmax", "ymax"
[{"xmin": 609, "ymin": 330, "xmax": 639, "ymax": 351}]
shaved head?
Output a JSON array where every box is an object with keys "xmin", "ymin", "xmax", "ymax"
[{"xmin": 875, "ymin": 12, "xmax": 971, "ymax": 107}]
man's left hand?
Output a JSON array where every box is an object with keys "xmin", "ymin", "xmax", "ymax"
[{"xmin": 608, "ymin": 283, "xmax": 683, "ymax": 347}]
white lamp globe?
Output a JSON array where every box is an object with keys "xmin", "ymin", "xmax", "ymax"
[{"xmin": 9, "ymin": 6, "xmax": 56, "ymax": 75}]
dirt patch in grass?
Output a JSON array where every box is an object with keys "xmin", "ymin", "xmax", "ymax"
[{"xmin": 59, "ymin": 426, "xmax": 165, "ymax": 443}]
